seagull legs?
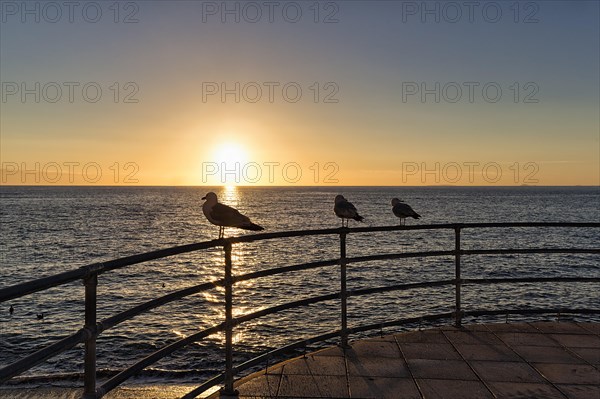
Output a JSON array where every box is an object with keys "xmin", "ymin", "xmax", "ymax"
[{"xmin": 218, "ymin": 226, "xmax": 224, "ymax": 239}]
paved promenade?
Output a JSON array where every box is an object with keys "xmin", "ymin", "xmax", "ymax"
[
  {"xmin": 215, "ymin": 322, "xmax": 599, "ymax": 399},
  {"xmin": 1, "ymin": 322, "xmax": 598, "ymax": 398}
]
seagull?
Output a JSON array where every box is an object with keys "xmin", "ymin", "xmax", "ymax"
[
  {"xmin": 202, "ymin": 192, "xmax": 264, "ymax": 239},
  {"xmin": 334, "ymin": 195, "xmax": 364, "ymax": 227},
  {"xmin": 9, "ymin": 305, "xmax": 14, "ymax": 315},
  {"xmin": 391, "ymin": 198, "xmax": 421, "ymax": 225}
]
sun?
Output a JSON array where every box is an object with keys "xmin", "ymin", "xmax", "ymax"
[
  {"xmin": 207, "ymin": 142, "xmax": 250, "ymax": 186},
  {"xmin": 213, "ymin": 142, "xmax": 248, "ymax": 165}
]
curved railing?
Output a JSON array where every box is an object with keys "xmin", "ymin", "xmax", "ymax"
[{"xmin": 0, "ymin": 222, "xmax": 599, "ymax": 398}]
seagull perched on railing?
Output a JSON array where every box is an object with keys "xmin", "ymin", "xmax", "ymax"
[
  {"xmin": 391, "ymin": 198, "xmax": 421, "ymax": 225},
  {"xmin": 334, "ymin": 195, "xmax": 364, "ymax": 227},
  {"xmin": 201, "ymin": 192, "xmax": 264, "ymax": 239}
]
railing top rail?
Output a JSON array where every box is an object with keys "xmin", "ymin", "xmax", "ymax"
[
  {"xmin": 226, "ymin": 222, "xmax": 600, "ymax": 244},
  {"xmin": 2, "ymin": 222, "xmax": 599, "ymax": 303}
]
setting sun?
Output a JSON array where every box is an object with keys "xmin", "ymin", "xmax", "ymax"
[{"xmin": 213, "ymin": 142, "xmax": 249, "ymax": 166}]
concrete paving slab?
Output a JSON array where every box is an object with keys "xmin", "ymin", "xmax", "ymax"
[
  {"xmin": 488, "ymin": 382, "xmax": 566, "ymax": 399},
  {"xmin": 399, "ymin": 343, "xmax": 462, "ymax": 360},
  {"xmin": 453, "ymin": 343, "xmax": 521, "ymax": 362},
  {"xmin": 495, "ymin": 332, "xmax": 557, "ymax": 346},
  {"xmin": 443, "ymin": 330, "xmax": 504, "ymax": 345},
  {"xmin": 416, "ymin": 379, "xmax": 493, "ymax": 399},
  {"xmin": 556, "ymin": 384, "xmax": 600, "ymax": 399},
  {"xmin": 550, "ymin": 333, "xmax": 600, "ymax": 348},
  {"xmin": 461, "ymin": 323, "xmax": 492, "ymax": 332},
  {"xmin": 347, "ymin": 340, "xmax": 402, "ymax": 358},
  {"xmin": 533, "ymin": 363, "xmax": 600, "ymax": 385},
  {"xmin": 484, "ymin": 323, "xmax": 538, "ymax": 333},
  {"xmin": 277, "ymin": 374, "xmax": 348, "ymax": 398},
  {"xmin": 569, "ymin": 347, "xmax": 600, "ymax": 365},
  {"xmin": 512, "ymin": 345, "xmax": 586, "ymax": 364},
  {"xmin": 346, "ymin": 357, "xmax": 411, "ymax": 378},
  {"xmin": 348, "ymin": 377, "xmax": 421, "ymax": 399},
  {"xmin": 235, "ymin": 374, "xmax": 281, "ymax": 397},
  {"xmin": 394, "ymin": 330, "xmax": 448, "ymax": 344},
  {"xmin": 406, "ymin": 359, "xmax": 479, "ymax": 380},
  {"xmin": 282, "ymin": 355, "xmax": 347, "ymax": 376},
  {"xmin": 577, "ymin": 323, "xmax": 600, "ymax": 334},
  {"xmin": 313, "ymin": 346, "xmax": 345, "ymax": 357},
  {"xmin": 470, "ymin": 361, "xmax": 545, "ymax": 383},
  {"xmin": 529, "ymin": 321, "xmax": 591, "ymax": 334}
]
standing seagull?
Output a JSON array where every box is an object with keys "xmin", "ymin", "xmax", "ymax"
[
  {"xmin": 334, "ymin": 195, "xmax": 364, "ymax": 227},
  {"xmin": 391, "ymin": 198, "xmax": 421, "ymax": 225},
  {"xmin": 202, "ymin": 192, "xmax": 264, "ymax": 239}
]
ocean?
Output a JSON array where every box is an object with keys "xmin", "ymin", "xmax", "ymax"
[{"xmin": 1, "ymin": 186, "xmax": 599, "ymax": 387}]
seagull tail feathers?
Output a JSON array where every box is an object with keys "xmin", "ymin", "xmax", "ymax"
[
  {"xmin": 353, "ymin": 215, "xmax": 364, "ymax": 222},
  {"xmin": 412, "ymin": 212, "xmax": 421, "ymax": 219},
  {"xmin": 240, "ymin": 222, "xmax": 265, "ymax": 231}
]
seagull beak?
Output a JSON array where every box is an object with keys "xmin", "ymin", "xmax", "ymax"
[{"xmin": 201, "ymin": 196, "xmax": 206, "ymax": 200}]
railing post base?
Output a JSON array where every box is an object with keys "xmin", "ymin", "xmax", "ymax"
[
  {"xmin": 83, "ymin": 274, "xmax": 98, "ymax": 399},
  {"xmin": 339, "ymin": 232, "xmax": 350, "ymax": 350},
  {"xmin": 454, "ymin": 227, "xmax": 462, "ymax": 328},
  {"xmin": 219, "ymin": 388, "xmax": 239, "ymax": 399},
  {"xmin": 338, "ymin": 342, "xmax": 352, "ymax": 350}
]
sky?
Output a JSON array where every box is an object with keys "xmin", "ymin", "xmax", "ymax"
[{"xmin": 1, "ymin": 0, "xmax": 599, "ymax": 186}]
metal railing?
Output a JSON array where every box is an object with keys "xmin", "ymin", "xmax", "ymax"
[{"xmin": 1, "ymin": 222, "xmax": 599, "ymax": 398}]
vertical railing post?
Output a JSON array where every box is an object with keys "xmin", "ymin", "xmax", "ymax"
[
  {"xmin": 221, "ymin": 242, "xmax": 238, "ymax": 398},
  {"xmin": 454, "ymin": 226, "xmax": 462, "ymax": 327},
  {"xmin": 339, "ymin": 231, "xmax": 350, "ymax": 348},
  {"xmin": 83, "ymin": 273, "xmax": 98, "ymax": 399}
]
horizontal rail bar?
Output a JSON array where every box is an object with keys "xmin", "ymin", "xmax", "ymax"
[
  {"xmin": 346, "ymin": 248, "xmax": 599, "ymax": 267},
  {"xmin": 234, "ymin": 293, "xmax": 340, "ymax": 326},
  {"xmin": 347, "ymin": 250, "xmax": 456, "ymax": 265},
  {"xmin": 81, "ymin": 260, "xmax": 342, "ymax": 340},
  {"xmin": 99, "ymin": 259, "xmax": 340, "ymax": 333},
  {"xmin": 0, "ymin": 329, "xmax": 87, "ymax": 383},
  {"xmin": 464, "ymin": 308, "xmax": 600, "ymax": 317},
  {"xmin": 3, "ymin": 223, "xmax": 599, "ymax": 303},
  {"xmin": 98, "ymin": 280, "xmax": 224, "ymax": 333},
  {"xmin": 348, "ymin": 280, "xmax": 456, "ymax": 298},
  {"xmin": 0, "ymin": 241, "xmax": 221, "ymax": 302},
  {"xmin": 233, "ymin": 258, "xmax": 339, "ymax": 284},
  {"xmin": 0, "ymin": 269, "xmax": 88, "ymax": 303},
  {"xmin": 462, "ymin": 248, "xmax": 600, "ymax": 256},
  {"xmin": 226, "ymin": 222, "xmax": 600, "ymax": 244},
  {"xmin": 463, "ymin": 277, "xmax": 600, "ymax": 285},
  {"xmin": 98, "ymin": 260, "xmax": 337, "ymax": 333},
  {"xmin": 98, "ymin": 322, "xmax": 226, "ymax": 396},
  {"xmin": 181, "ymin": 374, "xmax": 225, "ymax": 399}
]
